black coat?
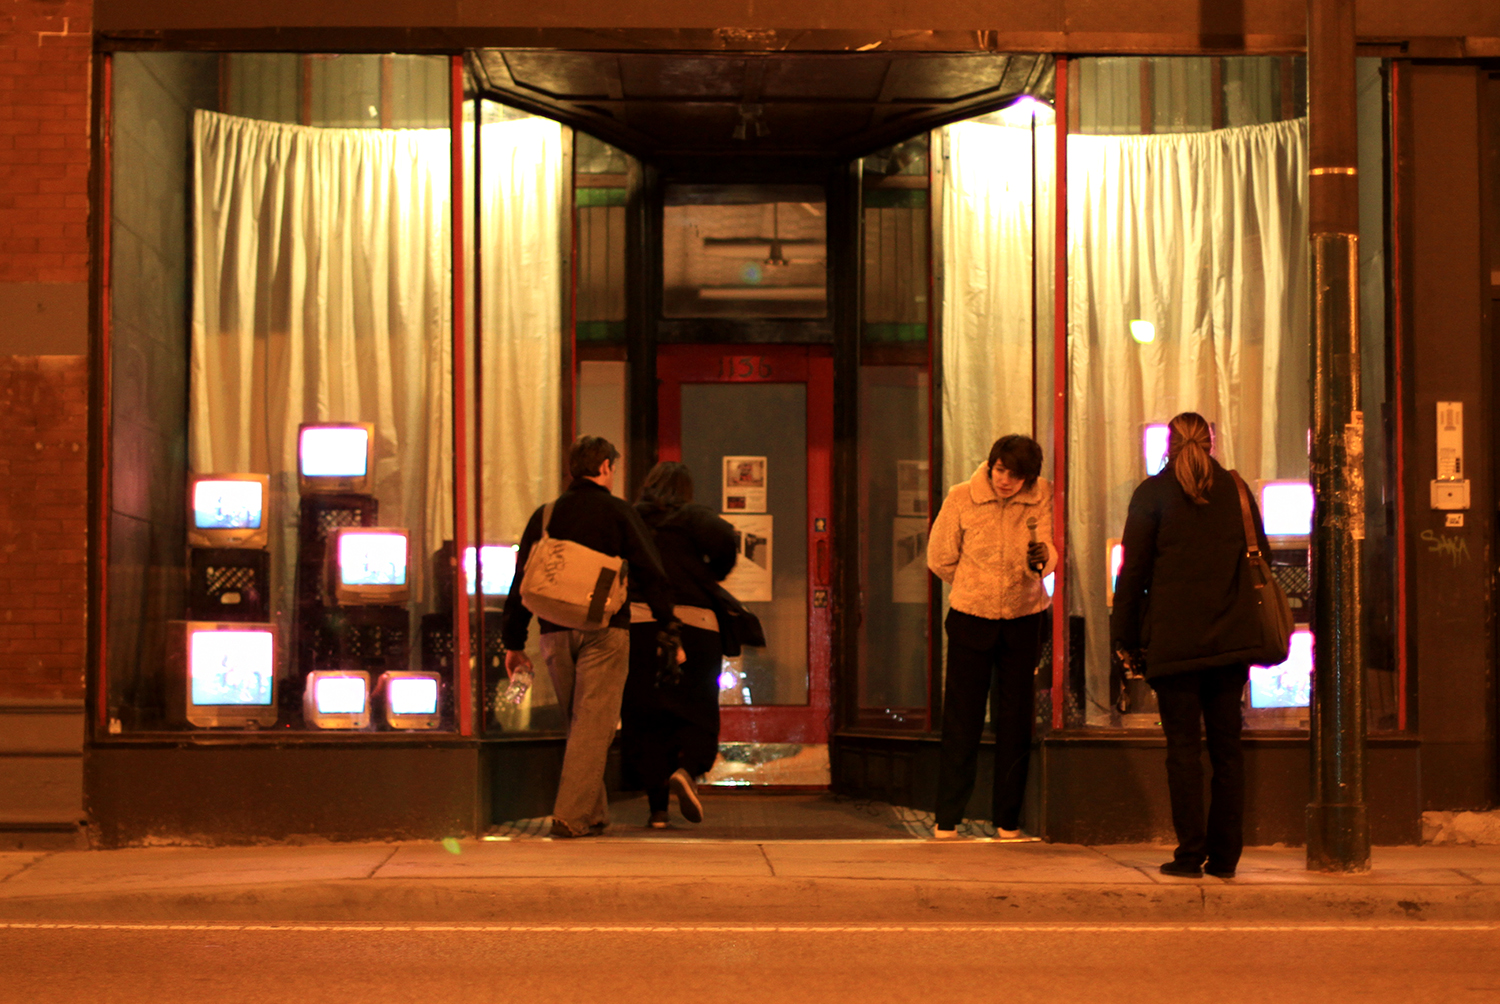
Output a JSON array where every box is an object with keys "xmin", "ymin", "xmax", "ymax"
[
  {"xmin": 629, "ymin": 501, "xmax": 738, "ymax": 609},
  {"xmin": 1109, "ymin": 458, "xmax": 1273, "ymax": 679}
]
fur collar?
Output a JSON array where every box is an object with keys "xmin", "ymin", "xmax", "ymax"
[{"xmin": 967, "ymin": 463, "xmax": 1047, "ymax": 506}]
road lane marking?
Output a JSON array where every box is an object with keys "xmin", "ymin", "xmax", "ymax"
[{"xmin": 2, "ymin": 922, "xmax": 1498, "ymax": 934}]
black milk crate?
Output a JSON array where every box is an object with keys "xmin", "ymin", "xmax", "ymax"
[
  {"xmin": 420, "ymin": 610, "xmax": 506, "ymax": 674},
  {"xmin": 189, "ymin": 547, "xmax": 271, "ymax": 621},
  {"xmin": 311, "ymin": 605, "xmax": 411, "ymax": 675},
  {"xmin": 1269, "ymin": 548, "xmax": 1311, "ymax": 624},
  {"xmin": 294, "ymin": 493, "xmax": 378, "ymax": 611}
]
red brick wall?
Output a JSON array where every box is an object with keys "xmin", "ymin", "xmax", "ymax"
[
  {"xmin": 0, "ymin": 1, "xmax": 91, "ymax": 701},
  {"xmin": 0, "ymin": 357, "xmax": 88, "ymax": 700},
  {"xmin": 0, "ymin": 0, "xmax": 91, "ymax": 285}
]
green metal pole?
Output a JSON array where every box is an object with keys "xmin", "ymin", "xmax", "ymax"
[{"xmin": 1306, "ymin": 0, "xmax": 1371, "ymax": 872}]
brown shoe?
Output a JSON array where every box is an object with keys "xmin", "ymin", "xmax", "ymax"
[
  {"xmin": 549, "ymin": 816, "xmax": 596, "ymax": 839},
  {"xmin": 647, "ymin": 811, "xmax": 670, "ymax": 829}
]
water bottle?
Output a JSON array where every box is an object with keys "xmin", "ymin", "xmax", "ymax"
[{"xmin": 499, "ymin": 667, "xmax": 533, "ymax": 706}]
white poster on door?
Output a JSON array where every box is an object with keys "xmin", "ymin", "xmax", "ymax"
[
  {"xmin": 722, "ymin": 455, "xmax": 768, "ymax": 514},
  {"xmin": 892, "ymin": 516, "xmax": 929, "ymax": 603},
  {"xmin": 722, "ymin": 513, "xmax": 773, "ymax": 603}
]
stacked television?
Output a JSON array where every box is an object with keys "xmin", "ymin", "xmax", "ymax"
[{"xmin": 177, "ymin": 422, "xmax": 445, "ymax": 732}]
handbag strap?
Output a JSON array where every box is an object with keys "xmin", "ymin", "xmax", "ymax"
[
  {"xmin": 1228, "ymin": 470, "xmax": 1269, "ymax": 593},
  {"xmin": 540, "ymin": 502, "xmax": 555, "ymax": 540}
]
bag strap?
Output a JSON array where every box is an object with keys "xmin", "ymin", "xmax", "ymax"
[
  {"xmin": 540, "ymin": 502, "xmax": 555, "ymax": 540},
  {"xmin": 1228, "ymin": 471, "xmax": 1260, "ymax": 559}
]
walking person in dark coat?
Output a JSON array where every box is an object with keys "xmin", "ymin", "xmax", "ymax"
[
  {"xmin": 622, "ymin": 462, "xmax": 739, "ymax": 828},
  {"xmin": 1110, "ymin": 412, "xmax": 1272, "ymax": 878}
]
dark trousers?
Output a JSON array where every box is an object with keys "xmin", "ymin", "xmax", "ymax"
[
  {"xmin": 1149, "ymin": 664, "xmax": 1250, "ymax": 869},
  {"xmin": 934, "ymin": 609, "xmax": 1043, "ymax": 831},
  {"xmin": 621, "ymin": 622, "xmax": 722, "ymax": 813}
]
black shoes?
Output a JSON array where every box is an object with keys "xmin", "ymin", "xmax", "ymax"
[
  {"xmin": 669, "ymin": 768, "xmax": 704, "ymax": 823},
  {"xmin": 1159, "ymin": 859, "xmax": 1204, "ymax": 878},
  {"xmin": 1204, "ymin": 863, "xmax": 1237, "ymax": 879}
]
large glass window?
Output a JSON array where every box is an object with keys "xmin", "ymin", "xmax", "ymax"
[{"xmin": 106, "ymin": 53, "xmax": 455, "ymax": 734}]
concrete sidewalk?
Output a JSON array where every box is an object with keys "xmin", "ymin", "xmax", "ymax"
[{"xmin": 3, "ymin": 838, "xmax": 1500, "ymax": 925}]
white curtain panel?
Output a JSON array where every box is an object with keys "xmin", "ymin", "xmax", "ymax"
[
  {"xmin": 940, "ymin": 120, "xmax": 1047, "ymax": 485},
  {"xmin": 1067, "ymin": 117, "xmax": 1309, "ymax": 720},
  {"xmin": 472, "ymin": 117, "xmax": 564, "ymax": 545},
  {"xmin": 190, "ymin": 109, "xmax": 453, "ymax": 609}
]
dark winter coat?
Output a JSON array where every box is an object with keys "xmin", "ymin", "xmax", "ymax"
[
  {"xmin": 629, "ymin": 501, "xmax": 738, "ymax": 609},
  {"xmin": 1109, "ymin": 458, "xmax": 1273, "ymax": 679}
]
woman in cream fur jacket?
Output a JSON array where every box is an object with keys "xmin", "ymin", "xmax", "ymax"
[{"xmin": 926, "ymin": 434, "xmax": 1057, "ymax": 840}]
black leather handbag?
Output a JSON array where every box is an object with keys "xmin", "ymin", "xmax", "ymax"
[{"xmin": 1230, "ymin": 471, "xmax": 1294, "ymax": 666}]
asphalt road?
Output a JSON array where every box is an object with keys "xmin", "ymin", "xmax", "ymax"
[{"xmin": 3, "ymin": 921, "xmax": 1499, "ymax": 1003}]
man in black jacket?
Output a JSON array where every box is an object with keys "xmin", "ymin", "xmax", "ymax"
[{"xmin": 502, "ymin": 436, "xmax": 679, "ymax": 838}]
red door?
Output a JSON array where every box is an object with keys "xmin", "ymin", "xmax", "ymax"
[{"xmin": 656, "ymin": 344, "xmax": 833, "ymax": 744}]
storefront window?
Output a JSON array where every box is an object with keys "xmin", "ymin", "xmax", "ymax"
[
  {"xmin": 855, "ymin": 138, "xmax": 932, "ymax": 729},
  {"xmin": 1063, "ymin": 56, "xmax": 1394, "ymax": 731},
  {"xmin": 465, "ymin": 98, "xmax": 570, "ymax": 735},
  {"xmin": 106, "ymin": 53, "xmax": 455, "ymax": 734}
]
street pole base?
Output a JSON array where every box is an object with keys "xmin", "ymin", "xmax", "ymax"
[{"xmin": 1307, "ymin": 803, "xmax": 1371, "ymax": 873}]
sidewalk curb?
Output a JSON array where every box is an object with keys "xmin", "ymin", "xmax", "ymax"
[{"xmin": 1, "ymin": 878, "xmax": 1496, "ymax": 924}]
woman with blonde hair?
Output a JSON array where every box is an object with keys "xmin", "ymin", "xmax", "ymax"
[{"xmin": 1111, "ymin": 412, "xmax": 1272, "ymax": 879}]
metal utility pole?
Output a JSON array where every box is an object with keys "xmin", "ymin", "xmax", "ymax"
[{"xmin": 1306, "ymin": 0, "xmax": 1371, "ymax": 872}]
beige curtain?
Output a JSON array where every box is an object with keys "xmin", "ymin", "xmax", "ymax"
[
  {"xmin": 1067, "ymin": 118, "xmax": 1309, "ymax": 721},
  {"xmin": 190, "ymin": 110, "xmax": 453, "ymax": 614},
  {"xmin": 940, "ymin": 119, "xmax": 1053, "ymax": 484},
  {"xmin": 472, "ymin": 117, "xmax": 565, "ymax": 544}
]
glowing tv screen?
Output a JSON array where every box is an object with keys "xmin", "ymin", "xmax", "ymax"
[
  {"xmin": 380, "ymin": 671, "xmax": 443, "ymax": 730},
  {"xmin": 388, "ymin": 675, "xmax": 438, "ymax": 715},
  {"xmin": 298, "ymin": 422, "xmax": 374, "ymax": 494},
  {"xmin": 1143, "ymin": 424, "xmax": 1170, "ymax": 476},
  {"xmin": 190, "ymin": 628, "xmax": 275, "ymax": 707},
  {"xmin": 187, "ymin": 474, "xmax": 270, "ymax": 548},
  {"xmin": 464, "ymin": 544, "xmax": 519, "ymax": 596},
  {"xmin": 340, "ymin": 531, "xmax": 408, "ymax": 587},
  {"xmin": 1250, "ymin": 628, "xmax": 1313, "ymax": 709},
  {"xmin": 304, "ymin": 670, "xmax": 372, "ymax": 729},
  {"xmin": 1260, "ymin": 481, "xmax": 1315, "ymax": 539}
]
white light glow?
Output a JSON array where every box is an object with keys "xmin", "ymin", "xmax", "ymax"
[
  {"xmin": 1109, "ymin": 542, "xmax": 1124, "ymax": 594},
  {"xmin": 1261, "ymin": 482, "xmax": 1315, "ymax": 537},
  {"xmin": 1130, "ymin": 319, "xmax": 1156, "ymax": 344},
  {"xmin": 315, "ymin": 675, "xmax": 367, "ymax": 715},
  {"xmin": 464, "ymin": 545, "xmax": 519, "ymax": 596},
  {"xmin": 1250, "ymin": 628, "xmax": 1313, "ymax": 708},
  {"xmin": 1043, "ymin": 572, "xmax": 1055, "ymax": 598},
  {"xmin": 189, "ymin": 630, "xmax": 274, "ymax": 707},
  {"xmin": 1143, "ymin": 424, "xmax": 1170, "ymax": 476},
  {"xmin": 193, "ymin": 480, "xmax": 263, "ymax": 530},
  {"xmin": 718, "ymin": 669, "xmax": 739, "ymax": 691},
  {"xmin": 388, "ymin": 677, "xmax": 439, "ymax": 716},
  {"xmin": 339, "ymin": 532, "xmax": 408, "ymax": 586},
  {"xmin": 300, "ymin": 426, "xmax": 369, "ymax": 478}
]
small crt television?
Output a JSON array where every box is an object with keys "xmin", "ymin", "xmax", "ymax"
[
  {"xmin": 1250, "ymin": 627, "xmax": 1313, "ymax": 709},
  {"xmin": 329, "ymin": 527, "xmax": 410, "ymax": 606},
  {"xmin": 298, "ymin": 421, "xmax": 374, "ymax": 495},
  {"xmin": 464, "ymin": 544, "xmax": 519, "ymax": 598},
  {"xmin": 182, "ymin": 621, "xmax": 277, "ymax": 728},
  {"xmin": 303, "ymin": 670, "xmax": 371, "ymax": 729},
  {"xmin": 378, "ymin": 670, "xmax": 443, "ymax": 730},
  {"xmin": 1258, "ymin": 480, "xmax": 1315, "ymax": 547},
  {"xmin": 187, "ymin": 474, "xmax": 270, "ymax": 549}
]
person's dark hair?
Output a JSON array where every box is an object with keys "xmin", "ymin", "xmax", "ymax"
[
  {"xmin": 987, "ymin": 434, "xmax": 1043, "ymax": 489},
  {"xmin": 638, "ymin": 461, "xmax": 694, "ymax": 512},
  {"xmin": 568, "ymin": 435, "xmax": 620, "ymax": 479},
  {"xmin": 1166, "ymin": 412, "xmax": 1214, "ymax": 504}
]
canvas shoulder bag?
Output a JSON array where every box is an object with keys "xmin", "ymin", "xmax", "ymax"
[
  {"xmin": 518, "ymin": 502, "xmax": 629, "ymax": 632},
  {"xmin": 1230, "ymin": 470, "xmax": 1294, "ymax": 666}
]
